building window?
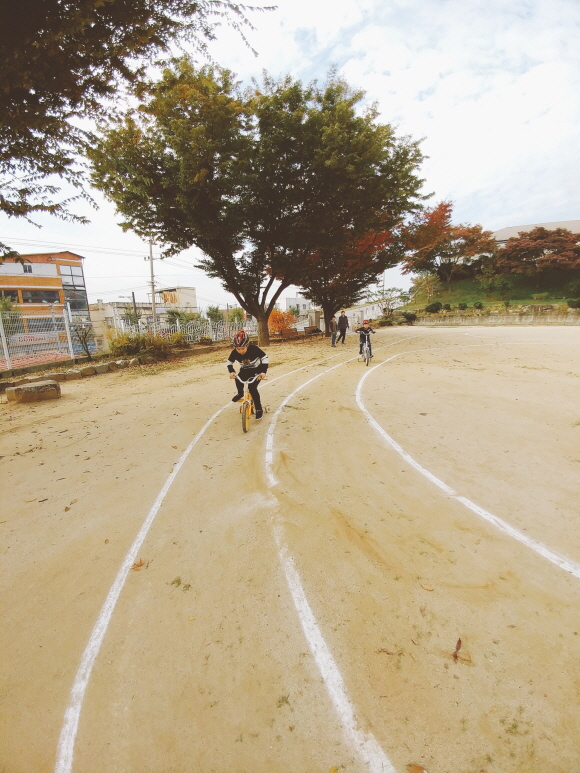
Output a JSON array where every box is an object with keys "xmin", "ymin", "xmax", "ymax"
[
  {"xmin": 63, "ymin": 288, "xmax": 89, "ymax": 311},
  {"xmin": 21, "ymin": 290, "xmax": 60, "ymax": 303},
  {"xmin": 23, "ymin": 264, "xmax": 32, "ymax": 273},
  {"xmin": 0, "ymin": 290, "xmax": 19, "ymax": 302}
]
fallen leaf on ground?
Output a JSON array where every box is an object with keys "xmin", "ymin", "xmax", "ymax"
[
  {"xmin": 329, "ymin": 768, "xmax": 338, "ymax": 773},
  {"xmin": 131, "ymin": 559, "xmax": 145, "ymax": 571},
  {"xmin": 172, "ymin": 445, "xmax": 177, "ymax": 449},
  {"xmin": 64, "ymin": 506, "xmax": 70, "ymax": 512},
  {"xmin": 407, "ymin": 765, "xmax": 428, "ymax": 773},
  {"xmin": 69, "ymin": 499, "xmax": 78, "ymax": 505},
  {"xmin": 104, "ymin": 539, "xmax": 109, "ymax": 544},
  {"xmin": 188, "ymin": 616, "xmax": 195, "ymax": 621},
  {"xmin": 24, "ymin": 498, "xmax": 36, "ymax": 503},
  {"xmin": 377, "ymin": 648, "xmax": 397, "ymax": 655},
  {"xmin": 507, "ymin": 624, "xmax": 516, "ymax": 628},
  {"xmin": 452, "ymin": 637, "xmax": 462, "ymax": 661},
  {"xmin": 420, "ymin": 584, "xmax": 434, "ymax": 591}
]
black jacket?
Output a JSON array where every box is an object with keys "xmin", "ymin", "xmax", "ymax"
[
  {"xmin": 226, "ymin": 344, "xmax": 269, "ymax": 377},
  {"xmin": 337, "ymin": 315, "xmax": 349, "ymax": 330}
]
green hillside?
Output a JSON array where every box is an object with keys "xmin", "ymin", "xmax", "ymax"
[{"xmin": 405, "ymin": 275, "xmax": 580, "ymax": 311}]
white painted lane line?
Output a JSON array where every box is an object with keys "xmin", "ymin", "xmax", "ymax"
[
  {"xmin": 55, "ymin": 341, "xmax": 413, "ymax": 773},
  {"xmin": 265, "ymin": 333, "xmax": 425, "ymax": 488},
  {"xmin": 355, "ymin": 352, "xmax": 580, "ymax": 582},
  {"xmin": 55, "ymin": 406, "xmax": 226, "ymax": 773},
  {"xmin": 265, "ymin": 333, "xmax": 426, "ymax": 773},
  {"xmin": 273, "ymin": 522, "xmax": 397, "ymax": 773}
]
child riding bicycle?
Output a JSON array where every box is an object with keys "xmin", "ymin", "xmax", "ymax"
[
  {"xmin": 227, "ymin": 331, "xmax": 269, "ymax": 420},
  {"xmin": 354, "ymin": 320, "xmax": 375, "ymax": 357}
]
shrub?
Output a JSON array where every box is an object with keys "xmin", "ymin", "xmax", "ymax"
[
  {"xmin": 442, "ymin": 303, "xmax": 451, "ymax": 311},
  {"xmin": 198, "ymin": 336, "xmax": 213, "ymax": 345},
  {"xmin": 566, "ymin": 280, "xmax": 580, "ymax": 296},
  {"xmin": 531, "ymin": 293, "xmax": 548, "ymax": 301},
  {"xmin": 458, "ymin": 303, "xmax": 468, "ymax": 310},
  {"xmin": 567, "ymin": 299, "xmax": 580, "ymax": 309},
  {"xmin": 168, "ymin": 332, "xmax": 190, "ymax": 348},
  {"xmin": 425, "ymin": 301, "xmax": 442, "ymax": 313},
  {"xmin": 473, "ymin": 301, "xmax": 484, "ymax": 310},
  {"xmin": 109, "ymin": 332, "xmax": 172, "ymax": 359},
  {"xmin": 400, "ymin": 311, "xmax": 417, "ymax": 324},
  {"xmin": 269, "ymin": 309, "xmax": 297, "ymax": 333},
  {"xmin": 378, "ymin": 319, "xmax": 394, "ymax": 326}
]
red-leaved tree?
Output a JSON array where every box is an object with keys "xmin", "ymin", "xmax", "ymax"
[
  {"xmin": 401, "ymin": 202, "xmax": 496, "ymax": 290},
  {"xmin": 494, "ymin": 227, "xmax": 580, "ymax": 277},
  {"xmin": 299, "ymin": 221, "xmax": 399, "ymax": 334}
]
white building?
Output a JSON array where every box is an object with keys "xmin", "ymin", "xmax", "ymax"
[
  {"xmin": 285, "ymin": 295, "xmax": 312, "ymax": 314},
  {"xmin": 493, "ymin": 219, "xmax": 580, "ymax": 247},
  {"xmin": 153, "ymin": 286, "xmax": 198, "ymax": 311}
]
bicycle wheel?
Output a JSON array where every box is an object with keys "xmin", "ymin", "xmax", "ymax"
[
  {"xmin": 241, "ymin": 400, "xmax": 250, "ymax": 432},
  {"xmin": 364, "ymin": 346, "xmax": 370, "ymax": 366}
]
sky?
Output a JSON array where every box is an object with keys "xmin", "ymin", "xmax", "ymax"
[{"xmin": 1, "ymin": 0, "xmax": 578, "ymax": 309}]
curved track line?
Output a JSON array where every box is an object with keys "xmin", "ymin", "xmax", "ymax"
[
  {"xmin": 355, "ymin": 350, "xmax": 580, "ymax": 581},
  {"xmin": 264, "ymin": 333, "xmax": 425, "ymax": 773},
  {"xmin": 265, "ymin": 333, "xmax": 425, "ymax": 487},
  {"xmin": 54, "ymin": 339, "xmax": 419, "ymax": 773},
  {"xmin": 272, "ymin": 522, "xmax": 397, "ymax": 773}
]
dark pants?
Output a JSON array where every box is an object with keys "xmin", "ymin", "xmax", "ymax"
[
  {"xmin": 359, "ymin": 337, "xmax": 372, "ymax": 355},
  {"xmin": 236, "ymin": 375, "xmax": 262, "ymax": 409},
  {"xmin": 337, "ymin": 328, "xmax": 347, "ymax": 344}
]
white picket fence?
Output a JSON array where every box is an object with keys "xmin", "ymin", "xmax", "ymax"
[{"xmin": 115, "ymin": 317, "xmax": 259, "ymax": 343}]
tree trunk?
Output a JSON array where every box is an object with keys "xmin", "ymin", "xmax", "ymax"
[
  {"xmin": 322, "ymin": 304, "xmax": 334, "ymax": 336},
  {"xmin": 256, "ymin": 311, "xmax": 270, "ymax": 347}
]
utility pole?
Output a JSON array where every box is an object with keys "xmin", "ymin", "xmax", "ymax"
[
  {"xmin": 149, "ymin": 239, "xmax": 157, "ymax": 330},
  {"xmin": 131, "ymin": 292, "xmax": 138, "ymax": 321}
]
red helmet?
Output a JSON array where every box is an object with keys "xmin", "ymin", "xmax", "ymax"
[
  {"xmin": 232, "ymin": 330, "xmax": 249, "ymax": 347},
  {"xmin": 363, "ymin": 319, "xmax": 369, "ymax": 324}
]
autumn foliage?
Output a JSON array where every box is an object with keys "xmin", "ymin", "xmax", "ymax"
[
  {"xmin": 494, "ymin": 227, "xmax": 580, "ymax": 276},
  {"xmin": 268, "ymin": 309, "xmax": 297, "ymax": 334},
  {"xmin": 401, "ymin": 202, "xmax": 496, "ymax": 288}
]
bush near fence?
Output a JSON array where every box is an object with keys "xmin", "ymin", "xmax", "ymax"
[{"xmin": 113, "ymin": 318, "xmax": 258, "ymax": 345}]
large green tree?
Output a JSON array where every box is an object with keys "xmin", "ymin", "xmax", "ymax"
[
  {"xmin": 0, "ymin": 0, "xmax": 258, "ymax": 258},
  {"xmin": 89, "ymin": 59, "xmax": 425, "ymax": 344}
]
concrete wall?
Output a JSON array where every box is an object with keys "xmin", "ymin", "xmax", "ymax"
[{"xmin": 415, "ymin": 314, "xmax": 580, "ymax": 326}]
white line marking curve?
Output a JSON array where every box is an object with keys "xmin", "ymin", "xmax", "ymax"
[
  {"xmin": 355, "ymin": 352, "xmax": 580, "ymax": 581},
  {"xmin": 55, "ymin": 339, "xmax": 418, "ymax": 773}
]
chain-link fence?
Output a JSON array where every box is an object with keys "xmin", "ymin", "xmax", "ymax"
[{"xmin": 0, "ymin": 311, "xmax": 97, "ymax": 371}]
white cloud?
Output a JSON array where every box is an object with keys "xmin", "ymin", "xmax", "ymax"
[{"xmin": 2, "ymin": 0, "xmax": 578, "ymax": 304}]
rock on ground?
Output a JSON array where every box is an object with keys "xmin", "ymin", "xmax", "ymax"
[{"xmin": 5, "ymin": 380, "xmax": 61, "ymax": 402}]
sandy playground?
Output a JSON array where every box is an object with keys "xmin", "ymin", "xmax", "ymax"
[{"xmin": 1, "ymin": 325, "xmax": 580, "ymax": 773}]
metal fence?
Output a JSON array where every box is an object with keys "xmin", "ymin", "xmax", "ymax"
[
  {"xmin": 114, "ymin": 317, "xmax": 259, "ymax": 343},
  {"xmin": 0, "ymin": 311, "xmax": 95, "ymax": 371}
]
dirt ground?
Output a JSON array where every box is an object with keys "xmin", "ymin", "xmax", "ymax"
[{"xmin": 1, "ymin": 326, "xmax": 580, "ymax": 773}]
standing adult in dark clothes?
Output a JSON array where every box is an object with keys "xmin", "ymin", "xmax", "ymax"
[
  {"xmin": 329, "ymin": 315, "xmax": 338, "ymax": 347},
  {"xmin": 337, "ymin": 311, "xmax": 349, "ymax": 345}
]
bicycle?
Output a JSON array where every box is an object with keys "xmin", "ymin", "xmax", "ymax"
[
  {"xmin": 359, "ymin": 334, "xmax": 372, "ymax": 366},
  {"xmin": 238, "ymin": 374, "xmax": 267, "ymax": 432}
]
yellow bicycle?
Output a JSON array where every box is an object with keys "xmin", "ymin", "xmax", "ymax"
[{"xmin": 238, "ymin": 375, "xmax": 267, "ymax": 432}]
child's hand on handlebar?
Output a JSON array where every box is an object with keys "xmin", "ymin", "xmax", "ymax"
[{"xmin": 229, "ymin": 372, "xmax": 237, "ymax": 379}]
